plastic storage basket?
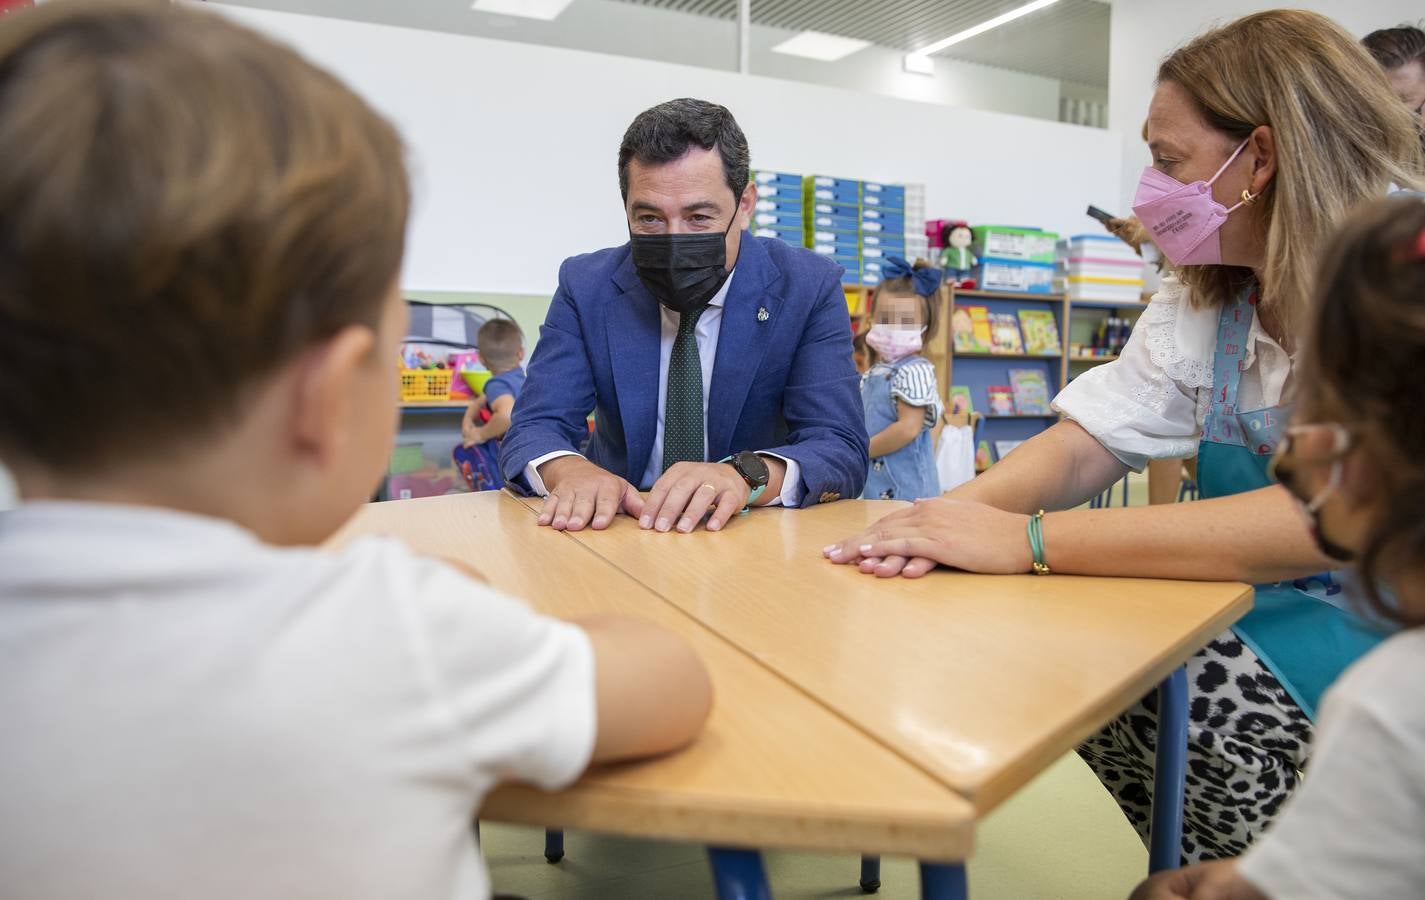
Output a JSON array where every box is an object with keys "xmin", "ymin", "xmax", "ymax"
[{"xmin": 399, "ymin": 368, "xmax": 453, "ymax": 402}]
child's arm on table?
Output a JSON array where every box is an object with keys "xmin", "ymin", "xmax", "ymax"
[
  {"xmin": 868, "ymin": 399, "xmax": 926, "ymax": 458},
  {"xmin": 578, "ymin": 615, "xmax": 713, "ymax": 762}
]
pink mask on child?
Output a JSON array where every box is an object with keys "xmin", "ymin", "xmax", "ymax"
[
  {"xmin": 865, "ymin": 324, "xmax": 923, "ymax": 362},
  {"xmin": 1131, "ymin": 139, "xmax": 1252, "ymax": 267}
]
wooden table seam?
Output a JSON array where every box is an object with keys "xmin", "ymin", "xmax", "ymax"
[{"xmin": 504, "ymin": 491, "xmax": 967, "ymax": 806}]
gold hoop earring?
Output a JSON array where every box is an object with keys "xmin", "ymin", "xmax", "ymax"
[{"xmin": 1241, "ymin": 188, "xmax": 1260, "ymax": 206}]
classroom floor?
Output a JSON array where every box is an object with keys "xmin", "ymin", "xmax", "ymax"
[{"xmin": 483, "ymin": 753, "xmax": 1148, "ymax": 899}]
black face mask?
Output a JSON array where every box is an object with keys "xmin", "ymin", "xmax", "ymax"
[{"xmin": 629, "ymin": 216, "xmax": 735, "ymax": 316}]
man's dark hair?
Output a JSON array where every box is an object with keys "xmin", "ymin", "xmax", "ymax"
[
  {"xmin": 617, "ymin": 98, "xmax": 749, "ymax": 202},
  {"xmin": 1363, "ymin": 24, "xmax": 1425, "ymax": 70}
]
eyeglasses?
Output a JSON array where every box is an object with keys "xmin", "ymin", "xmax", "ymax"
[{"xmin": 1268, "ymin": 422, "xmax": 1353, "ymax": 514}]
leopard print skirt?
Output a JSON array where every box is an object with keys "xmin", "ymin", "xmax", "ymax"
[{"xmin": 1076, "ymin": 633, "xmax": 1313, "ymax": 864}]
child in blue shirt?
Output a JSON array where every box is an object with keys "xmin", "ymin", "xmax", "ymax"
[
  {"xmin": 860, "ymin": 257, "xmax": 943, "ymax": 500},
  {"xmin": 455, "ymin": 318, "xmax": 524, "ymax": 491}
]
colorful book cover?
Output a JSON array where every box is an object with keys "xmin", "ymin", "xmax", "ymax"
[
  {"xmin": 952, "ymin": 305, "xmax": 993, "ymax": 353},
  {"xmin": 995, "ymin": 440, "xmax": 1025, "ymax": 461},
  {"xmin": 948, "ymin": 385, "xmax": 974, "ymax": 416},
  {"xmin": 987, "ymin": 385, "xmax": 1016, "ymax": 416},
  {"xmin": 1008, "ymin": 368, "xmax": 1052, "ymax": 415},
  {"xmin": 975, "ymin": 440, "xmax": 993, "ymax": 470},
  {"xmin": 1017, "ymin": 309, "xmax": 1061, "ymax": 355},
  {"xmin": 988, "ymin": 313, "xmax": 1025, "ymax": 354}
]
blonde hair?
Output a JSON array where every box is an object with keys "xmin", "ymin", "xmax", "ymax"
[{"xmin": 1158, "ymin": 9, "xmax": 1424, "ymax": 342}]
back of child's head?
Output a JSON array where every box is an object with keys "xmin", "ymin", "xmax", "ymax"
[
  {"xmin": 0, "ymin": 0, "xmax": 408, "ymax": 473},
  {"xmin": 1298, "ymin": 196, "xmax": 1425, "ymax": 625},
  {"xmin": 476, "ymin": 319, "xmax": 524, "ymax": 372},
  {"xmin": 873, "ymin": 257, "xmax": 940, "ymax": 336}
]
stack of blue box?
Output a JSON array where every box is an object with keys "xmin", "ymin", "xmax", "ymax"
[
  {"xmin": 857, "ymin": 182, "xmax": 908, "ymax": 286},
  {"xmin": 750, "ymin": 170, "xmax": 804, "ymax": 247},
  {"xmin": 803, "ymin": 175, "xmax": 862, "ymax": 285}
]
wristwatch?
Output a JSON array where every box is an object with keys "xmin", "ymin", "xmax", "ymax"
[{"xmin": 724, "ymin": 450, "xmax": 769, "ymax": 507}]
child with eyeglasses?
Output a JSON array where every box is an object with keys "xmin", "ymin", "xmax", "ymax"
[{"xmin": 1132, "ymin": 196, "xmax": 1425, "ymax": 898}]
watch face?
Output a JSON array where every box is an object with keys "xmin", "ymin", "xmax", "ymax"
[{"xmin": 735, "ymin": 450, "xmax": 770, "ymax": 487}]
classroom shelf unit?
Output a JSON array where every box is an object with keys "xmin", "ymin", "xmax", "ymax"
[{"xmin": 918, "ymin": 287, "xmax": 1150, "ymax": 464}]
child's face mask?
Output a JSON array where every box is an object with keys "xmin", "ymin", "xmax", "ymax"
[{"xmin": 865, "ymin": 323, "xmax": 923, "ymax": 362}]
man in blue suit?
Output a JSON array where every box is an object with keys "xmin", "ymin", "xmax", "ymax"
[{"xmin": 501, "ymin": 98, "xmax": 868, "ymax": 533}]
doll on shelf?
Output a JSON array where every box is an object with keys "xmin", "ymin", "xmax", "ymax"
[{"xmin": 938, "ymin": 221, "xmax": 978, "ymax": 289}]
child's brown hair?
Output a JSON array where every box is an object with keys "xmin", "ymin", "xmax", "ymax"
[
  {"xmin": 1297, "ymin": 196, "xmax": 1425, "ymax": 626},
  {"xmin": 0, "ymin": 1, "xmax": 409, "ymax": 471},
  {"xmin": 872, "ymin": 258, "xmax": 939, "ymax": 339},
  {"xmin": 476, "ymin": 319, "xmax": 524, "ymax": 372}
]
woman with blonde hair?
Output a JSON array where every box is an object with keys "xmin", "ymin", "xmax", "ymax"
[{"xmin": 825, "ymin": 9, "xmax": 1423, "ymax": 861}]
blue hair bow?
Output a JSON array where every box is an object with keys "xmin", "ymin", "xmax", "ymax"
[{"xmin": 882, "ymin": 256, "xmax": 942, "ymax": 296}]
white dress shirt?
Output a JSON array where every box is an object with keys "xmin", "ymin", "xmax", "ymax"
[{"xmin": 525, "ymin": 269, "xmax": 803, "ymax": 505}]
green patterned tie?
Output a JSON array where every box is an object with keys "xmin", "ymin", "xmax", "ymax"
[{"xmin": 662, "ymin": 308, "xmax": 705, "ymax": 472}]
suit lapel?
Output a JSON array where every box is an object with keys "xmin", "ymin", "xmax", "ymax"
[
  {"xmin": 708, "ymin": 235, "xmax": 782, "ymax": 461},
  {"xmin": 608, "ymin": 251, "xmax": 663, "ymax": 480}
]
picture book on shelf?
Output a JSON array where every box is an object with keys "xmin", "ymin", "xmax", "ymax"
[
  {"xmin": 987, "ymin": 385, "xmax": 1015, "ymax": 416},
  {"xmin": 975, "ymin": 440, "xmax": 993, "ymax": 470},
  {"xmin": 1008, "ymin": 369, "xmax": 1052, "ymax": 415},
  {"xmin": 1017, "ymin": 309, "xmax": 1061, "ymax": 355},
  {"xmin": 948, "ymin": 385, "xmax": 973, "ymax": 416},
  {"xmin": 988, "ymin": 313, "xmax": 1024, "ymax": 354},
  {"xmin": 994, "ymin": 440, "xmax": 1025, "ymax": 461},
  {"xmin": 952, "ymin": 305, "xmax": 992, "ymax": 353}
]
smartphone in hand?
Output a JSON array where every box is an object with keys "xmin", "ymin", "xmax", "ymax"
[{"xmin": 1086, "ymin": 204, "xmax": 1117, "ymax": 225}]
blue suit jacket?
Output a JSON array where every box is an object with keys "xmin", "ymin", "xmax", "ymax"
[{"xmin": 500, "ymin": 234, "xmax": 868, "ymax": 506}]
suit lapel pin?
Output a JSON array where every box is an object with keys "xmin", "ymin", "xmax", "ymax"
[{"xmin": 757, "ymin": 307, "xmax": 769, "ymax": 322}]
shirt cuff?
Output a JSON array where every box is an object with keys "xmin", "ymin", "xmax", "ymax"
[
  {"xmin": 525, "ymin": 450, "xmax": 584, "ymax": 497},
  {"xmin": 757, "ymin": 452, "xmax": 802, "ymax": 507}
]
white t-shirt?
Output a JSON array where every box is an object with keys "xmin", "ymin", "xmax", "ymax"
[
  {"xmin": 0, "ymin": 501, "xmax": 596, "ymax": 900},
  {"xmin": 1053, "ymin": 275, "xmax": 1295, "ymax": 471},
  {"xmin": 1237, "ymin": 627, "xmax": 1425, "ymax": 899}
]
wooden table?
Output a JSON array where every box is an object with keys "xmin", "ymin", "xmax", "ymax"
[
  {"xmin": 331, "ymin": 492, "xmax": 975, "ymax": 898},
  {"xmin": 512, "ymin": 493, "xmax": 1252, "ymax": 881},
  {"xmin": 337, "ymin": 491, "xmax": 1251, "ymax": 898}
]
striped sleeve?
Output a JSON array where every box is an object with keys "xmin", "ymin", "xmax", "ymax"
[{"xmin": 891, "ymin": 359, "xmax": 943, "ymax": 426}]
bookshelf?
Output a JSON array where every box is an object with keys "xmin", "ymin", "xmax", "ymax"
[{"xmin": 920, "ymin": 287, "xmax": 1150, "ymax": 465}]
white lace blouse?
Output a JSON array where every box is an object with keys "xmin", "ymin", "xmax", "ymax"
[{"xmin": 1052, "ymin": 276, "xmax": 1295, "ymax": 471}]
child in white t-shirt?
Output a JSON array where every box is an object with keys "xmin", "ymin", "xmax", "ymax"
[
  {"xmin": 0, "ymin": 5, "xmax": 711, "ymax": 899},
  {"xmin": 1130, "ymin": 198, "xmax": 1425, "ymax": 899}
]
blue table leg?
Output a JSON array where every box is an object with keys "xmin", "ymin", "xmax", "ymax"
[
  {"xmin": 1149, "ymin": 667, "xmax": 1189, "ymax": 872},
  {"xmin": 543, "ymin": 828, "xmax": 564, "ymax": 864},
  {"xmin": 860, "ymin": 854, "xmax": 882, "ymax": 892},
  {"xmin": 919, "ymin": 862, "xmax": 968, "ymax": 900},
  {"xmin": 707, "ymin": 847, "xmax": 771, "ymax": 900}
]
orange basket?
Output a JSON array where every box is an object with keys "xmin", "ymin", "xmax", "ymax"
[{"xmin": 399, "ymin": 368, "xmax": 453, "ymax": 402}]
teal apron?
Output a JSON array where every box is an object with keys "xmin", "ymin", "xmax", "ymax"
[{"xmin": 1197, "ymin": 288, "xmax": 1387, "ymax": 719}]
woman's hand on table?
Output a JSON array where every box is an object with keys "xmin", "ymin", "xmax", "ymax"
[{"xmin": 821, "ymin": 497, "xmax": 1033, "ymax": 578}]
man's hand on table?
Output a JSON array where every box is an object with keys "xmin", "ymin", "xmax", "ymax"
[
  {"xmin": 642, "ymin": 456, "xmax": 787, "ymax": 534},
  {"xmin": 537, "ymin": 456, "xmax": 644, "ymax": 532}
]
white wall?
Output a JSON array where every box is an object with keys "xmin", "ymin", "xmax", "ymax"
[
  {"xmin": 1108, "ymin": 0, "xmax": 1422, "ymax": 210},
  {"xmin": 214, "ymin": 5, "xmax": 1123, "ymax": 295}
]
